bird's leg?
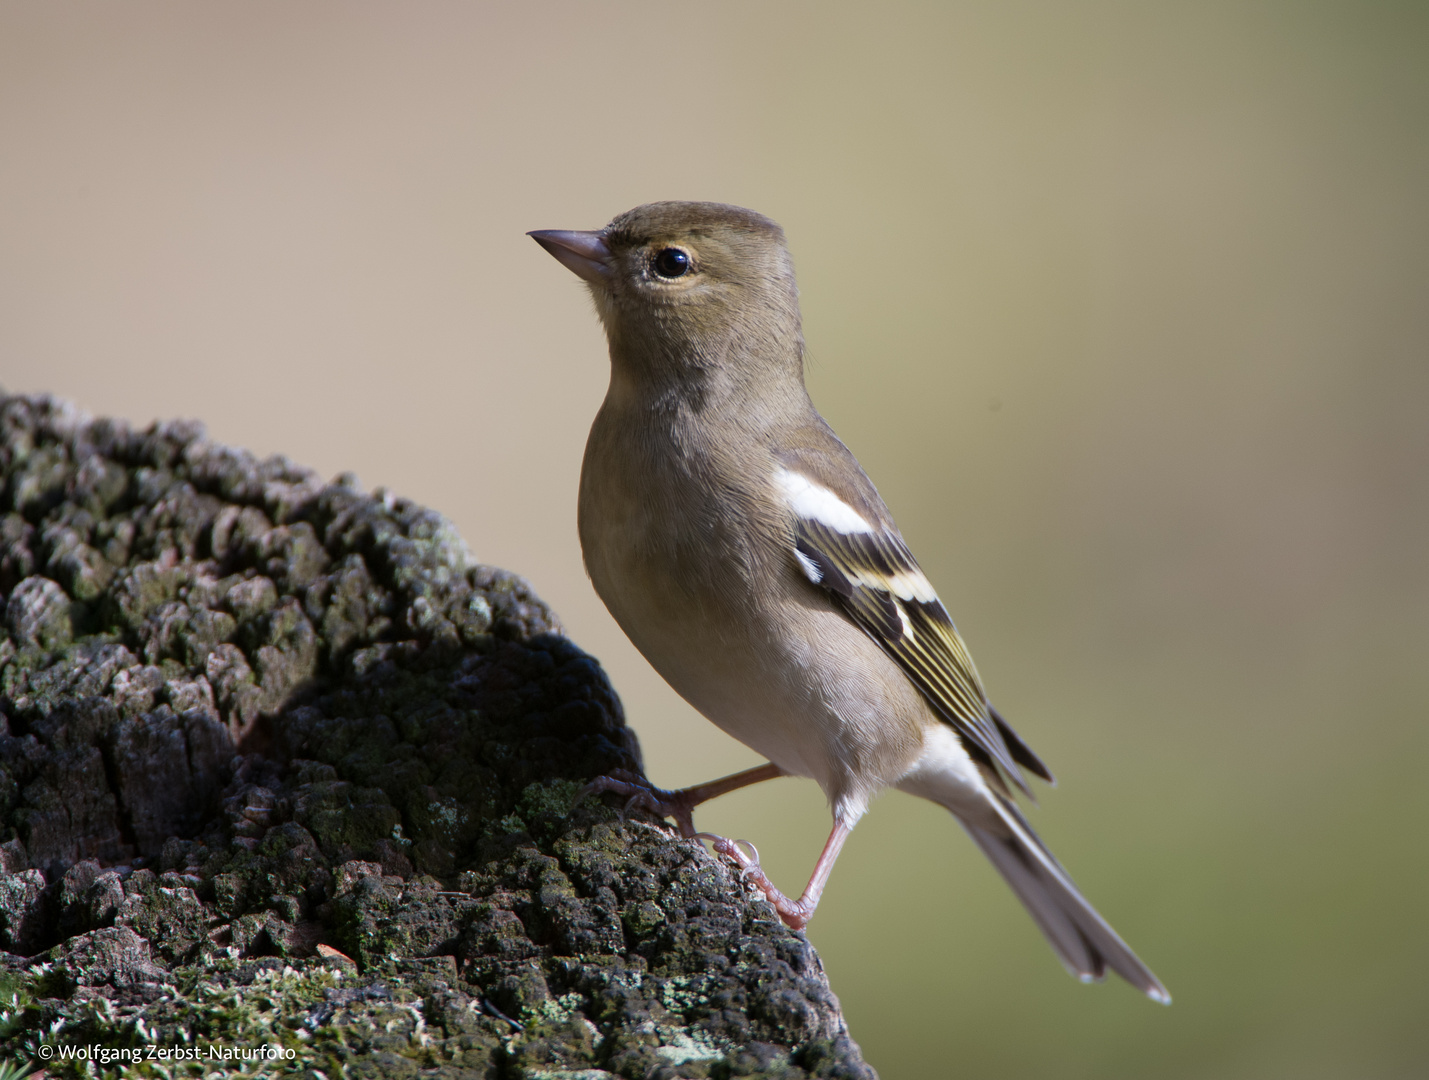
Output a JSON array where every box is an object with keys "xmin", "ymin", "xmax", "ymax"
[
  {"xmin": 702, "ymin": 817, "xmax": 853, "ymax": 931},
  {"xmin": 582, "ymin": 762, "xmax": 785, "ymax": 838}
]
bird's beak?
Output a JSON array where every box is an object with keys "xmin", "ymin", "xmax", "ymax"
[{"xmin": 528, "ymin": 229, "xmax": 612, "ymax": 284}]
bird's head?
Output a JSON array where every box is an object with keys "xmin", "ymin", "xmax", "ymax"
[{"xmin": 530, "ymin": 202, "xmax": 804, "ymax": 396}]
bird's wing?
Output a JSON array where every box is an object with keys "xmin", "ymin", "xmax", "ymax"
[{"xmin": 774, "ymin": 463, "xmax": 1050, "ymax": 794}]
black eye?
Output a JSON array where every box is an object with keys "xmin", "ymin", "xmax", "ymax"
[{"xmin": 652, "ymin": 248, "xmax": 691, "ymax": 278}]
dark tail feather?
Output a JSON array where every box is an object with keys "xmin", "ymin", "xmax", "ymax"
[
  {"xmin": 989, "ymin": 704, "xmax": 1055, "ymax": 785},
  {"xmin": 960, "ymin": 796, "xmax": 1170, "ymax": 1004}
]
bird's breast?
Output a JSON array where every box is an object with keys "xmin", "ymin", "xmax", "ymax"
[{"xmin": 578, "ymin": 413, "xmax": 757, "ymax": 642}]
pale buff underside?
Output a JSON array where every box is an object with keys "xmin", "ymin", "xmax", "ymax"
[{"xmin": 579, "ymin": 403, "xmax": 998, "ymax": 829}]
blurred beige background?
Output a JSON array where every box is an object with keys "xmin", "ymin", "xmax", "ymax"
[{"xmin": 3, "ymin": 2, "xmax": 1426, "ymax": 1076}]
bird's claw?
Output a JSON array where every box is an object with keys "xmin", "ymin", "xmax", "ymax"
[
  {"xmin": 695, "ymin": 832, "xmax": 811, "ymax": 930},
  {"xmin": 582, "ymin": 773, "xmax": 696, "ymax": 837},
  {"xmin": 576, "ymin": 769, "xmax": 644, "ymax": 805},
  {"xmin": 729, "ymin": 838, "xmax": 762, "ymax": 881},
  {"xmin": 695, "ymin": 833, "xmax": 761, "ymax": 879}
]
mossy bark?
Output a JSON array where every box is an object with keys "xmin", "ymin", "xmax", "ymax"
[{"xmin": 0, "ymin": 393, "xmax": 875, "ymax": 1079}]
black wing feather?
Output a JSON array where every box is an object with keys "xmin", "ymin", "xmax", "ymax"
[{"xmin": 793, "ymin": 517, "xmax": 1041, "ymax": 794}]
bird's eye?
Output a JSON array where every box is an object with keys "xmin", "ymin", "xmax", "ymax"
[{"xmin": 652, "ymin": 248, "xmax": 691, "ymax": 279}]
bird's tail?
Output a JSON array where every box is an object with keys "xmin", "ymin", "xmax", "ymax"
[{"xmin": 959, "ymin": 795, "xmax": 1170, "ymax": 1003}]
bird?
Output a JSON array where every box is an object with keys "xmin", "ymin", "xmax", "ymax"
[{"xmin": 529, "ymin": 201, "xmax": 1169, "ymax": 1003}]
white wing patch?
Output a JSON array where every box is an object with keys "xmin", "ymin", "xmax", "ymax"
[
  {"xmin": 894, "ymin": 600, "xmax": 914, "ymax": 639},
  {"xmin": 841, "ymin": 565, "xmax": 937, "ymax": 605},
  {"xmin": 880, "ymin": 569, "xmax": 938, "ymax": 603},
  {"xmin": 794, "ymin": 548, "xmax": 824, "ymax": 584},
  {"xmin": 775, "ymin": 468, "xmax": 872, "ymax": 535}
]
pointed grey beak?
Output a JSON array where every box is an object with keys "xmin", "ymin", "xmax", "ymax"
[{"xmin": 528, "ymin": 229, "xmax": 612, "ymax": 284}]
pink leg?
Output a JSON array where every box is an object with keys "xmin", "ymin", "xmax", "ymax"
[
  {"xmin": 703, "ymin": 817, "xmax": 854, "ymax": 931},
  {"xmin": 582, "ymin": 763, "xmax": 785, "ymax": 838}
]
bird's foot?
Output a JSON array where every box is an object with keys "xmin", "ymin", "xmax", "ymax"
[
  {"xmin": 697, "ymin": 833, "xmax": 814, "ymax": 931},
  {"xmin": 580, "ymin": 770, "xmax": 697, "ymax": 838}
]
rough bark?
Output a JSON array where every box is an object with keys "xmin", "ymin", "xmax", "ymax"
[{"xmin": 0, "ymin": 392, "xmax": 875, "ymax": 1079}]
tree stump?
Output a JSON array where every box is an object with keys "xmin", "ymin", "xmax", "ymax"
[{"xmin": 0, "ymin": 392, "xmax": 875, "ymax": 1079}]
